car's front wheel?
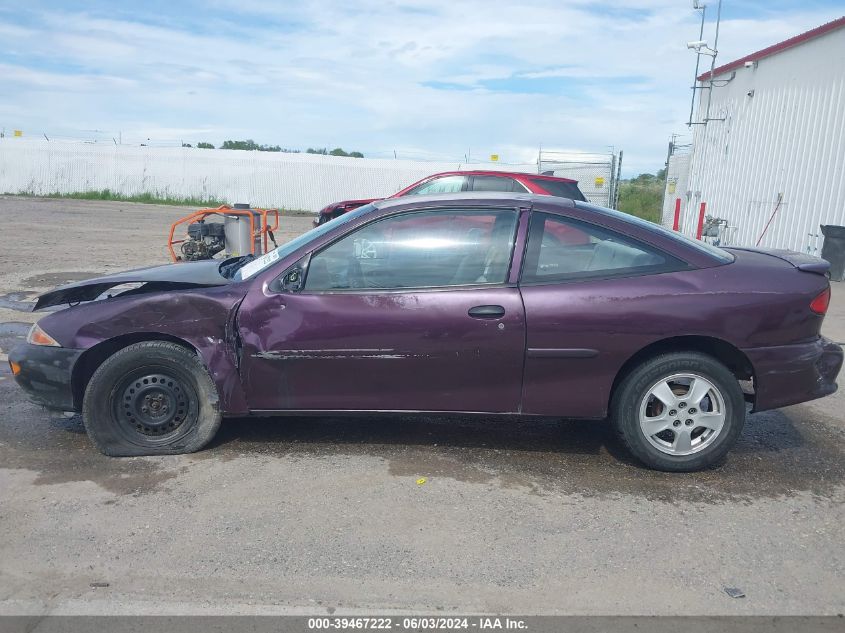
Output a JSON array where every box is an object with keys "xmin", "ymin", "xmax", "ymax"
[
  {"xmin": 82, "ymin": 341, "xmax": 221, "ymax": 456},
  {"xmin": 611, "ymin": 351, "xmax": 746, "ymax": 472}
]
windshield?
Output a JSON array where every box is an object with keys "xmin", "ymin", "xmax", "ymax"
[{"xmin": 234, "ymin": 203, "xmax": 377, "ymax": 281}]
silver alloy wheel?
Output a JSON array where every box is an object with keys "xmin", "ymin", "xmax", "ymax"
[{"xmin": 638, "ymin": 372, "xmax": 727, "ymax": 456}]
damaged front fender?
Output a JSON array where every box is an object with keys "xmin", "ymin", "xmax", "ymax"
[{"xmin": 36, "ymin": 283, "xmax": 252, "ymax": 416}]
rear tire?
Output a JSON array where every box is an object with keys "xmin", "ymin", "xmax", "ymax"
[
  {"xmin": 82, "ymin": 341, "xmax": 221, "ymax": 456},
  {"xmin": 611, "ymin": 351, "xmax": 745, "ymax": 472}
]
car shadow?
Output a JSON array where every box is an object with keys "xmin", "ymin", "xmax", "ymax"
[
  {"xmin": 206, "ymin": 407, "xmax": 845, "ymax": 503},
  {"xmin": 3, "ymin": 364, "xmax": 840, "ymax": 503},
  {"xmin": 212, "ymin": 413, "xmax": 610, "ymax": 455}
]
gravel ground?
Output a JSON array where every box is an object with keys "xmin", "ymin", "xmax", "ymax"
[{"xmin": 0, "ymin": 196, "xmax": 843, "ymax": 616}]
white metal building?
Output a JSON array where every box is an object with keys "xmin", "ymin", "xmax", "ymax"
[{"xmin": 664, "ymin": 16, "xmax": 845, "ymax": 255}]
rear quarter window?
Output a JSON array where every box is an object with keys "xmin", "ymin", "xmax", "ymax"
[
  {"xmin": 573, "ymin": 201, "xmax": 735, "ymax": 264},
  {"xmin": 531, "ymin": 179, "xmax": 586, "ymax": 201},
  {"xmin": 522, "ymin": 212, "xmax": 685, "ymax": 283}
]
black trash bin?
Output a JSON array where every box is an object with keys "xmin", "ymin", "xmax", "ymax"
[{"xmin": 820, "ymin": 225, "xmax": 845, "ymax": 282}]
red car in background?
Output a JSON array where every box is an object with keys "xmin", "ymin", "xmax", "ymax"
[{"xmin": 314, "ymin": 170, "xmax": 586, "ymax": 225}]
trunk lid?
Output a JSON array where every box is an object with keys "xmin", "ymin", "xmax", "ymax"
[{"xmin": 726, "ymin": 247, "xmax": 830, "ymax": 275}]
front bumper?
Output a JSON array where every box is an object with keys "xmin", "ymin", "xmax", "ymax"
[
  {"xmin": 8, "ymin": 343, "xmax": 84, "ymax": 411},
  {"xmin": 744, "ymin": 336, "xmax": 843, "ymax": 412}
]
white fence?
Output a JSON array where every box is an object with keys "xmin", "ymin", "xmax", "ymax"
[{"xmin": 0, "ymin": 139, "xmax": 541, "ymax": 212}]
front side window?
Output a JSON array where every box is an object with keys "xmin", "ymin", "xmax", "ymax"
[
  {"xmin": 406, "ymin": 175, "xmax": 468, "ymax": 195},
  {"xmin": 522, "ymin": 212, "xmax": 681, "ymax": 283},
  {"xmin": 305, "ymin": 209, "xmax": 518, "ymax": 291}
]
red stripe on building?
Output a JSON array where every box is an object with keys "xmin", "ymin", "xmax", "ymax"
[{"xmin": 698, "ymin": 15, "xmax": 845, "ymax": 81}]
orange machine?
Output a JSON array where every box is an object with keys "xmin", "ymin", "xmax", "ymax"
[{"xmin": 167, "ymin": 205, "xmax": 280, "ymax": 262}]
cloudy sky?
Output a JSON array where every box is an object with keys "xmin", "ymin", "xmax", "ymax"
[{"xmin": 1, "ymin": 0, "xmax": 842, "ymax": 174}]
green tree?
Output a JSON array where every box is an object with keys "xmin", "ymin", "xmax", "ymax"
[
  {"xmin": 222, "ymin": 139, "xmax": 259, "ymax": 150},
  {"xmin": 221, "ymin": 139, "xmax": 301, "ymax": 152},
  {"xmin": 308, "ymin": 147, "xmax": 363, "ymax": 157},
  {"xmin": 197, "ymin": 142, "xmax": 214, "ymax": 149}
]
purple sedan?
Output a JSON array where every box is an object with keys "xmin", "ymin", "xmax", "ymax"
[{"xmin": 9, "ymin": 193, "xmax": 842, "ymax": 471}]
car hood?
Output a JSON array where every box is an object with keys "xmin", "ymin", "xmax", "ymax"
[
  {"xmin": 319, "ymin": 198, "xmax": 379, "ymax": 214},
  {"xmin": 33, "ymin": 260, "xmax": 233, "ymax": 311}
]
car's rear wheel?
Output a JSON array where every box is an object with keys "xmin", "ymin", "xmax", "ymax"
[
  {"xmin": 82, "ymin": 341, "xmax": 221, "ymax": 456},
  {"xmin": 611, "ymin": 352, "xmax": 745, "ymax": 471}
]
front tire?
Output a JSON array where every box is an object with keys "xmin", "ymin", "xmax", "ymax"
[
  {"xmin": 82, "ymin": 341, "xmax": 221, "ymax": 456},
  {"xmin": 611, "ymin": 352, "xmax": 745, "ymax": 472}
]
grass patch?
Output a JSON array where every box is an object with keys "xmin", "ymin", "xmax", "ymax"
[
  {"xmin": 3, "ymin": 190, "xmax": 315, "ymax": 214},
  {"xmin": 278, "ymin": 208, "xmax": 316, "ymax": 217},
  {"xmin": 616, "ymin": 173, "xmax": 665, "ymax": 224},
  {"xmin": 5, "ymin": 189, "xmax": 226, "ymax": 207}
]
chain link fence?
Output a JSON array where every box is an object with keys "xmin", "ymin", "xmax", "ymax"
[{"xmin": 537, "ymin": 150, "xmax": 621, "ymax": 208}]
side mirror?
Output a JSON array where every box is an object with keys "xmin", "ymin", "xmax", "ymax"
[
  {"xmin": 281, "ymin": 267, "xmax": 305, "ymax": 292},
  {"xmin": 270, "ymin": 256, "xmax": 309, "ymax": 293}
]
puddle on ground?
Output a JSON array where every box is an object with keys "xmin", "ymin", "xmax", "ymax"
[
  {"xmin": 1, "ymin": 376, "xmax": 843, "ymax": 502},
  {"xmin": 0, "ymin": 374, "xmax": 183, "ymax": 495},
  {"xmin": 20, "ymin": 271, "xmax": 101, "ymax": 287},
  {"xmin": 0, "ymin": 321, "xmax": 30, "ymax": 355},
  {"xmin": 0, "ymin": 398, "xmax": 183, "ymax": 495},
  {"xmin": 200, "ymin": 408, "xmax": 845, "ymax": 504},
  {"xmin": 0, "ymin": 293, "xmax": 36, "ymax": 312}
]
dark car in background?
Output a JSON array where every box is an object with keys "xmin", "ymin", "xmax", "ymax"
[
  {"xmin": 313, "ymin": 170, "xmax": 586, "ymax": 225},
  {"xmin": 10, "ymin": 193, "xmax": 841, "ymax": 471}
]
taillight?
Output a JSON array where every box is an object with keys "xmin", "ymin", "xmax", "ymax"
[{"xmin": 810, "ymin": 287, "xmax": 831, "ymax": 316}]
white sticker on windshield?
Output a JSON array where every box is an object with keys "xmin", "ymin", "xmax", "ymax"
[{"xmin": 238, "ymin": 249, "xmax": 280, "ymax": 280}]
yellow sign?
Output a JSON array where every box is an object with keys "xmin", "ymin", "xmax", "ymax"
[
  {"xmin": 594, "ymin": 176, "xmax": 605, "ymax": 188},
  {"xmin": 490, "ymin": 154, "xmax": 499, "ymax": 162},
  {"xmin": 13, "ymin": 130, "xmax": 23, "ymax": 137},
  {"xmin": 668, "ymin": 181, "xmax": 676, "ymax": 194}
]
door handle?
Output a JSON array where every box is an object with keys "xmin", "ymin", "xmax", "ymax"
[{"xmin": 468, "ymin": 305, "xmax": 506, "ymax": 319}]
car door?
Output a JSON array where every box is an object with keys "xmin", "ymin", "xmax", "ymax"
[
  {"xmin": 518, "ymin": 210, "xmax": 687, "ymax": 418},
  {"xmin": 237, "ymin": 206, "xmax": 527, "ymax": 413}
]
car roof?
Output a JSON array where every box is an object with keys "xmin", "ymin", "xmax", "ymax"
[
  {"xmin": 371, "ymin": 191, "xmax": 573, "ymax": 210},
  {"xmin": 425, "ymin": 170, "xmax": 578, "ymax": 184}
]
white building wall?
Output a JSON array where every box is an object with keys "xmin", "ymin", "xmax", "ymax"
[
  {"xmin": 0, "ymin": 140, "xmax": 541, "ymax": 212},
  {"xmin": 681, "ymin": 25, "xmax": 845, "ymax": 254},
  {"xmin": 661, "ymin": 151, "xmax": 691, "ymax": 227}
]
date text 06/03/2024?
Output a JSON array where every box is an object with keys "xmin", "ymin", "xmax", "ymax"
[{"xmin": 306, "ymin": 616, "xmax": 528, "ymax": 630}]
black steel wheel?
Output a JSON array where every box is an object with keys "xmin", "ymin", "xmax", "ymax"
[
  {"xmin": 113, "ymin": 371, "xmax": 198, "ymax": 444},
  {"xmin": 83, "ymin": 341, "xmax": 222, "ymax": 456}
]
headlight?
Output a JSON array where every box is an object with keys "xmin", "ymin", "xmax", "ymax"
[{"xmin": 27, "ymin": 323, "xmax": 61, "ymax": 347}]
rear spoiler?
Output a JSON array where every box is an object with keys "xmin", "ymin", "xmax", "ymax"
[{"xmin": 727, "ymin": 247, "xmax": 830, "ymax": 276}]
